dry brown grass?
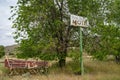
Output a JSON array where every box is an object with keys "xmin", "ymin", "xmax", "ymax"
[
  {"xmin": 1, "ymin": 74, "xmax": 81, "ymax": 80},
  {"xmin": 0, "ymin": 56, "xmax": 120, "ymax": 80}
]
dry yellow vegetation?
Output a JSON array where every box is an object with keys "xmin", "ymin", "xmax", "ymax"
[{"xmin": 0, "ymin": 56, "xmax": 120, "ymax": 80}]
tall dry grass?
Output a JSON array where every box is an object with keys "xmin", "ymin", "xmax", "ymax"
[{"xmin": 0, "ymin": 56, "xmax": 120, "ymax": 80}]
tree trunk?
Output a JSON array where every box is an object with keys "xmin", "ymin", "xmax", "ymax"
[
  {"xmin": 57, "ymin": 49, "xmax": 67, "ymax": 68},
  {"xmin": 115, "ymin": 55, "xmax": 120, "ymax": 64},
  {"xmin": 59, "ymin": 58, "xmax": 66, "ymax": 68},
  {"xmin": 56, "ymin": 41, "xmax": 68, "ymax": 68}
]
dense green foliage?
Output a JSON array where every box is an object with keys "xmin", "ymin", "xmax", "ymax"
[
  {"xmin": 10, "ymin": 0, "xmax": 71, "ymax": 67},
  {"xmin": 0, "ymin": 45, "xmax": 5, "ymax": 58},
  {"xmin": 84, "ymin": 0, "xmax": 120, "ymax": 60},
  {"xmin": 68, "ymin": 0, "xmax": 120, "ymax": 60},
  {"xmin": 10, "ymin": 0, "xmax": 120, "ymax": 65}
]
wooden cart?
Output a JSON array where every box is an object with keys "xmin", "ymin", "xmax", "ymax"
[{"xmin": 4, "ymin": 56, "xmax": 48, "ymax": 75}]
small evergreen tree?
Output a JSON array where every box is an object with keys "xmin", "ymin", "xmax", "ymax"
[{"xmin": 0, "ymin": 45, "xmax": 5, "ymax": 58}]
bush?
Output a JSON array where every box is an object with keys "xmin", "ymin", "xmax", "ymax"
[{"xmin": 0, "ymin": 45, "xmax": 5, "ymax": 58}]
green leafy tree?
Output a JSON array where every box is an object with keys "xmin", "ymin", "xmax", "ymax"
[
  {"xmin": 10, "ymin": 0, "xmax": 120, "ymax": 68},
  {"xmin": 0, "ymin": 45, "xmax": 5, "ymax": 58},
  {"xmin": 85, "ymin": 24, "xmax": 120, "ymax": 61},
  {"xmin": 10, "ymin": 0, "xmax": 73, "ymax": 67},
  {"xmin": 68, "ymin": 0, "xmax": 120, "ymax": 61},
  {"xmin": 82, "ymin": 0, "xmax": 120, "ymax": 61}
]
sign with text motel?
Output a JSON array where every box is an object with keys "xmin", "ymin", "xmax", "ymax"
[{"xmin": 70, "ymin": 14, "xmax": 89, "ymax": 27}]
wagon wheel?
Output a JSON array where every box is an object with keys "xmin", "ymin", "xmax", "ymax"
[
  {"xmin": 34, "ymin": 68, "xmax": 38, "ymax": 74},
  {"xmin": 35, "ymin": 68, "xmax": 39, "ymax": 74},
  {"xmin": 19, "ymin": 68, "xmax": 25, "ymax": 74},
  {"xmin": 32, "ymin": 68, "xmax": 37, "ymax": 74},
  {"xmin": 43, "ymin": 67, "xmax": 48, "ymax": 74},
  {"xmin": 44, "ymin": 67, "xmax": 49, "ymax": 74},
  {"xmin": 28, "ymin": 68, "xmax": 35, "ymax": 74},
  {"xmin": 37, "ymin": 67, "xmax": 48, "ymax": 74},
  {"xmin": 38, "ymin": 67, "xmax": 44, "ymax": 74},
  {"xmin": 15, "ymin": 68, "xmax": 20, "ymax": 74},
  {"xmin": 28, "ymin": 69, "xmax": 31, "ymax": 74},
  {"xmin": 24, "ymin": 68, "xmax": 28, "ymax": 73},
  {"xmin": 22, "ymin": 68, "xmax": 27, "ymax": 74},
  {"xmin": 15, "ymin": 68, "xmax": 19, "ymax": 74},
  {"xmin": 13, "ymin": 69, "xmax": 19, "ymax": 75},
  {"xmin": 8, "ymin": 68, "xmax": 17, "ymax": 75},
  {"xmin": 8, "ymin": 69, "xmax": 13, "ymax": 76}
]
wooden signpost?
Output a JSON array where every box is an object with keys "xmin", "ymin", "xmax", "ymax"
[{"xmin": 70, "ymin": 14, "xmax": 89, "ymax": 75}]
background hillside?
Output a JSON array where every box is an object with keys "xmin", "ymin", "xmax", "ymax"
[{"xmin": 4, "ymin": 44, "xmax": 19, "ymax": 55}]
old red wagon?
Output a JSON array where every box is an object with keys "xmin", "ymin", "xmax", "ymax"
[{"xmin": 4, "ymin": 56, "xmax": 48, "ymax": 75}]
